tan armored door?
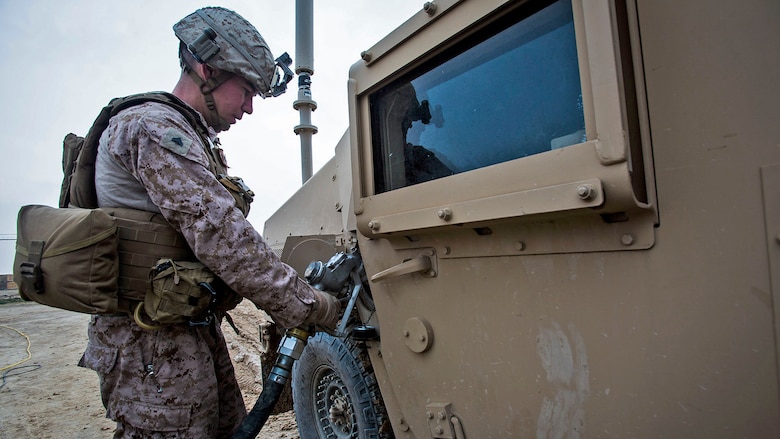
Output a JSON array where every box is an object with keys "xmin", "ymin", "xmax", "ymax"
[{"xmin": 761, "ymin": 163, "xmax": 780, "ymax": 376}]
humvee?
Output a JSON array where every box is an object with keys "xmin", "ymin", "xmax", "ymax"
[{"xmin": 263, "ymin": 0, "xmax": 780, "ymax": 437}]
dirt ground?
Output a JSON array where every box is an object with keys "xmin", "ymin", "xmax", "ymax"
[{"xmin": 0, "ymin": 292, "xmax": 299, "ymax": 439}]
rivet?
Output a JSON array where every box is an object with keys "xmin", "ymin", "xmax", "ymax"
[
  {"xmin": 435, "ymin": 426, "xmax": 444, "ymax": 434},
  {"xmin": 403, "ymin": 330, "xmax": 410, "ymax": 337},
  {"xmin": 621, "ymin": 234, "xmax": 635, "ymax": 246},
  {"xmin": 399, "ymin": 417, "xmax": 409, "ymax": 432},
  {"xmin": 438, "ymin": 411, "xmax": 446, "ymax": 420},
  {"xmin": 423, "ymin": 2, "xmax": 437, "ymax": 15},
  {"xmin": 576, "ymin": 184, "xmax": 597, "ymax": 201},
  {"xmin": 368, "ymin": 220, "xmax": 380, "ymax": 231},
  {"xmin": 361, "ymin": 51, "xmax": 372, "ymax": 62},
  {"xmin": 443, "ymin": 246, "xmax": 451, "ymax": 255},
  {"xmin": 437, "ymin": 208, "xmax": 452, "ymax": 221},
  {"xmin": 427, "ymin": 411, "xmax": 434, "ymax": 419},
  {"xmin": 515, "ymin": 241, "xmax": 526, "ymax": 251}
]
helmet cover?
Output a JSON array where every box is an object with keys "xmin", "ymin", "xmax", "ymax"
[{"xmin": 173, "ymin": 7, "xmax": 275, "ymax": 95}]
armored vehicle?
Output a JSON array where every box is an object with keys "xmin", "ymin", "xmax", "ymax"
[{"xmin": 264, "ymin": 0, "xmax": 780, "ymax": 437}]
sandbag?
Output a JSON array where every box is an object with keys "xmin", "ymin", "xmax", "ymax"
[{"xmin": 13, "ymin": 205, "xmax": 119, "ymax": 313}]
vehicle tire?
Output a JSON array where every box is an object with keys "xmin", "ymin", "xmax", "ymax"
[{"xmin": 292, "ymin": 332, "xmax": 392, "ymax": 439}]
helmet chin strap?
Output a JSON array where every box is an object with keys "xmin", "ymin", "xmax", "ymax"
[{"xmin": 186, "ymin": 67, "xmax": 232, "ymax": 132}]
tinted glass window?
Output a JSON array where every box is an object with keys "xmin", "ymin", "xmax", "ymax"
[{"xmin": 370, "ymin": 0, "xmax": 584, "ymax": 193}]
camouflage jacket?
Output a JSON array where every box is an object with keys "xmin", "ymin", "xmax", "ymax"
[{"xmin": 95, "ymin": 100, "xmax": 314, "ymax": 328}]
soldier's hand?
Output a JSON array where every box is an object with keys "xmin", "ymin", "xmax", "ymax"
[{"xmin": 302, "ymin": 289, "xmax": 341, "ymax": 331}]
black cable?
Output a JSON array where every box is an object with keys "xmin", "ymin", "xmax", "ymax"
[{"xmin": 1, "ymin": 364, "xmax": 42, "ymax": 389}]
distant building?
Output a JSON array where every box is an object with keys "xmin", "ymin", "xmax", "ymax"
[{"xmin": 1, "ymin": 274, "xmax": 16, "ymax": 290}]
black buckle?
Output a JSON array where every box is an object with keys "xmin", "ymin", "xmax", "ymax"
[
  {"xmin": 20, "ymin": 262, "xmax": 44, "ymax": 294},
  {"xmin": 20, "ymin": 240, "xmax": 45, "ymax": 295},
  {"xmin": 188, "ymin": 282, "xmax": 219, "ymax": 327}
]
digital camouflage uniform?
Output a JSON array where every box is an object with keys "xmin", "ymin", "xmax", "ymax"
[{"xmin": 78, "ymin": 102, "xmax": 317, "ymax": 438}]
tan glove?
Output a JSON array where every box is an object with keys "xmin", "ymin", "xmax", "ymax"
[{"xmin": 302, "ymin": 289, "xmax": 341, "ymax": 330}]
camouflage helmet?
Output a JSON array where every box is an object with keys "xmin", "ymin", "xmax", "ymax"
[{"xmin": 173, "ymin": 7, "xmax": 275, "ymax": 96}]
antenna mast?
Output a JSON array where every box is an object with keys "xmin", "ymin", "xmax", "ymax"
[{"xmin": 294, "ymin": 0, "xmax": 317, "ymax": 183}]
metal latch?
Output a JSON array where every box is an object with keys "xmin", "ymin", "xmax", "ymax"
[{"xmin": 370, "ymin": 249, "xmax": 437, "ymax": 282}]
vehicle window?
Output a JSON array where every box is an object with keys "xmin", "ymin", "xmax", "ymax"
[{"xmin": 370, "ymin": 0, "xmax": 584, "ymax": 194}]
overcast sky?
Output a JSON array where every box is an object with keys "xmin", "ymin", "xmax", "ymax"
[{"xmin": 0, "ymin": 0, "xmax": 424, "ymax": 274}]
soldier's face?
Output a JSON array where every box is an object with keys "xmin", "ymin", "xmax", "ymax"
[{"xmin": 213, "ymin": 74, "xmax": 256, "ymax": 128}]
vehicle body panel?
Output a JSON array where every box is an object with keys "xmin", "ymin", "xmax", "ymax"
[{"xmin": 265, "ymin": 0, "xmax": 780, "ymax": 436}]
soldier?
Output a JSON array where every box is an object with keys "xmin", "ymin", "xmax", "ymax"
[{"xmin": 77, "ymin": 7, "xmax": 340, "ymax": 438}]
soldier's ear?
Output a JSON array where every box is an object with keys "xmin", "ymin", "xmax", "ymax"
[
  {"xmin": 202, "ymin": 65, "xmax": 225, "ymax": 81},
  {"xmin": 190, "ymin": 62, "xmax": 215, "ymax": 82}
]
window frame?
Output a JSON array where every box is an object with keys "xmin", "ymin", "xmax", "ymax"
[
  {"xmin": 347, "ymin": 0, "xmax": 655, "ymax": 246},
  {"xmin": 368, "ymin": 0, "xmax": 587, "ymax": 194}
]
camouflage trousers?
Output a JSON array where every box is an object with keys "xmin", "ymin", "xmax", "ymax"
[{"xmin": 78, "ymin": 314, "xmax": 246, "ymax": 438}]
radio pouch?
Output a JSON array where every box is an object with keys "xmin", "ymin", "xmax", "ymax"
[{"xmin": 13, "ymin": 205, "xmax": 119, "ymax": 313}]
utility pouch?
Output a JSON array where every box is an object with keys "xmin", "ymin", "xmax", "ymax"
[
  {"xmin": 217, "ymin": 174, "xmax": 254, "ymax": 216},
  {"xmin": 144, "ymin": 259, "xmax": 216, "ymax": 325},
  {"xmin": 13, "ymin": 205, "xmax": 119, "ymax": 313}
]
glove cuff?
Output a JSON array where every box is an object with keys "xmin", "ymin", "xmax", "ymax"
[{"xmin": 303, "ymin": 289, "xmax": 340, "ymax": 330}]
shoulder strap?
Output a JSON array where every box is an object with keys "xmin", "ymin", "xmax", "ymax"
[{"xmin": 67, "ymin": 92, "xmax": 213, "ymax": 209}]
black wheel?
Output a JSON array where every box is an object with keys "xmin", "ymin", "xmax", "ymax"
[{"xmin": 292, "ymin": 332, "xmax": 392, "ymax": 439}]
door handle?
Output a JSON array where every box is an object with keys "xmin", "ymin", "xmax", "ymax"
[{"xmin": 371, "ymin": 254, "xmax": 436, "ymax": 282}]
